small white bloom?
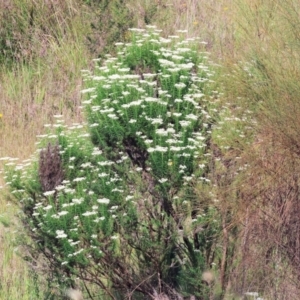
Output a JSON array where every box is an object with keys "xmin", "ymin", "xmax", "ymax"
[
  {"xmin": 56, "ymin": 230, "xmax": 67, "ymax": 239},
  {"xmin": 158, "ymin": 178, "xmax": 168, "ymax": 183},
  {"xmin": 155, "ymin": 146, "xmax": 168, "ymax": 152},
  {"xmin": 73, "ymin": 177, "xmax": 85, "ymax": 182},
  {"xmin": 98, "ymin": 172, "xmax": 108, "ymax": 178},
  {"xmin": 170, "ymin": 146, "xmax": 182, "ymax": 152},
  {"xmin": 167, "ymin": 127, "xmax": 176, "ymax": 134},
  {"xmin": 73, "ymin": 249, "xmax": 84, "ymax": 256},
  {"xmin": 97, "ymin": 198, "xmax": 110, "ymax": 204},
  {"xmin": 143, "ymin": 73, "xmax": 156, "ymax": 78},
  {"xmin": 174, "ymin": 82, "xmax": 186, "ymax": 89},
  {"xmin": 55, "ymin": 185, "xmax": 66, "ymax": 191},
  {"xmin": 82, "ymin": 211, "xmax": 97, "ymax": 217},
  {"xmin": 125, "ymin": 195, "xmax": 134, "ymax": 201},
  {"xmin": 151, "ymin": 118, "xmax": 163, "ymax": 125},
  {"xmin": 58, "ymin": 211, "xmax": 68, "ymax": 216},
  {"xmin": 186, "ymin": 114, "xmax": 198, "ymax": 121},
  {"xmin": 144, "ymin": 139, "xmax": 153, "ymax": 144},
  {"xmin": 155, "ymin": 128, "xmax": 168, "ymax": 136},
  {"xmin": 173, "ymin": 112, "xmax": 182, "ymax": 117},
  {"xmin": 179, "ymin": 120, "xmax": 191, "ymax": 127},
  {"xmin": 109, "ymin": 74, "xmax": 121, "ymax": 80},
  {"xmin": 112, "ymin": 188, "xmax": 123, "ymax": 192},
  {"xmin": 72, "ymin": 198, "xmax": 84, "ymax": 204},
  {"xmin": 119, "ymin": 68, "xmax": 130, "ymax": 73},
  {"xmin": 43, "ymin": 205, "xmax": 52, "ymax": 211},
  {"xmin": 145, "ymin": 97, "xmax": 158, "ymax": 102},
  {"xmin": 81, "ymin": 162, "xmax": 92, "ymax": 168},
  {"xmin": 43, "ymin": 190, "xmax": 55, "ymax": 196},
  {"xmin": 107, "ymin": 113, "xmax": 118, "ymax": 120}
]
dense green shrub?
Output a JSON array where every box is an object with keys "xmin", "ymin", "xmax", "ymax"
[{"xmin": 6, "ymin": 26, "xmax": 222, "ymax": 299}]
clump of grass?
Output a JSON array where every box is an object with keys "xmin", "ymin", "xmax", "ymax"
[
  {"xmin": 0, "ymin": 0, "xmax": 89, "ymax": 66},
  {"xmin": 219, "ymin": 0, "xmax": 300, "ymax": 297}
]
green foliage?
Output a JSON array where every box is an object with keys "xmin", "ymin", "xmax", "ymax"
[{"xmin": 6, "ymin": 27, "xmax": 223, "ymax": 299}]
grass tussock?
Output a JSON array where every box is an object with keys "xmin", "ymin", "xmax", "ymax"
[{"xmin": 220, "ymin": 0, "xmax": 300, "ymax": 297}]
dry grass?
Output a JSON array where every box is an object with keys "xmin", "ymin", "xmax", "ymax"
[
  {"xmin": 230, "ymin": 132, "xmax": 300, "ymax": 299},
  {"xmin": 132, "ymin": 0, "xmax": 235, "ymax": 57},
  {"xmin": 220, "ymin": 1, "xmax": 300, "ymax": 298}
]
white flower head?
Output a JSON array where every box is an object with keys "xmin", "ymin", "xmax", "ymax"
[
  {"xmin": 43, "ymin": 190, "xmax": 55, "ymax": 196},
  {"xmin": 56, "ymin": 230, "xmax": 67, "ymax": 239},
  {"xmin": 97, "ymin": 198, "xmax": 110, "ymax": 204},
  {"xmin": 174, "ymin": 82, "xmax": 186, "ymax": 89},
  {"xmin": 158, "ymin": 178, "xmax": 168, "ymax": 183},
  {"xmin": 43, "ymin": 205, "xmax": 53, "ymax": 211},
  {"xmin": 58, "ymin": 211, "xmax": 68, "ymax": 216}
]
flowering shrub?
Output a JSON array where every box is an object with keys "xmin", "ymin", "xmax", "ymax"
[{"xmin": 6, "ymin": 26, "xmax": 222, "ymax": 299}]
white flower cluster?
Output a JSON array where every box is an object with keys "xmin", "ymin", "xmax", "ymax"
[{"xmin": 4, "ymin": 26, "xmax": 226, "ymax": 269}]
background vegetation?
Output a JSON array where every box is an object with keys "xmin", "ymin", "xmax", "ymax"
[{"xmin": 0, "ymin": 0, "xmax": 299, "ymax": 299}]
